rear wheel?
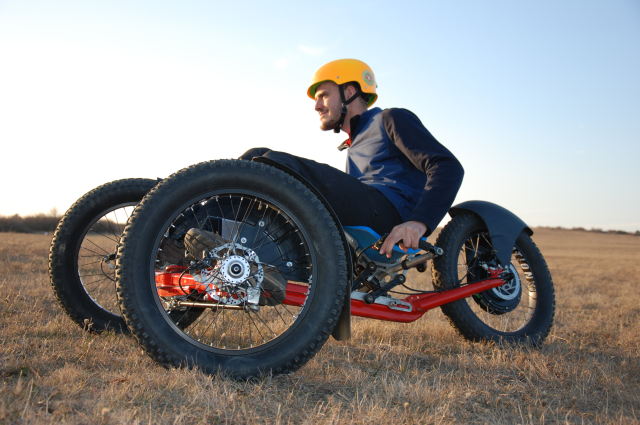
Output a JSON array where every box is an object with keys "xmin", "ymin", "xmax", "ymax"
[
  {"xmin": 49, "ymin": 178, "xmax": 157, "ymax": 333},
  {"xmin": 116, "ymin": 160, "xmax": 348, "ymax": 378},
  {"xmin": 432, "ymin": 212, "xmax": 555, "ymax": 345}
]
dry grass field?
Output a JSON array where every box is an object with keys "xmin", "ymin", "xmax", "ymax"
[{"xmin": 1, "ymin": 228, "xmax": 638, "ymax": 424}]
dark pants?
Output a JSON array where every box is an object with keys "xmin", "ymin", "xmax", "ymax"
[{"xmin": 239, "ymin": 148, "xmax": 403, "ymax": 235}]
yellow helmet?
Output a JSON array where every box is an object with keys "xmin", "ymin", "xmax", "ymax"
[{"xmin": 307, "ymin": 59, "xmax": 378, "ymax": 107}]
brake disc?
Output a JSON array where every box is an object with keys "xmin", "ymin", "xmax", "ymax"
[{"xmin": 473, "ymin": 263, "xmax": 522, "ymax": 315}]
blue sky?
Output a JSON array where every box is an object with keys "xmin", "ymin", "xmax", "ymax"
[{"xmin": 1, "ymin": 0, "xmax": 638, "ymax": 231}]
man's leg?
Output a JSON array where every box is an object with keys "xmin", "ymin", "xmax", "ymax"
[{"xmin": 238, "ymin": 148, "xmax": 403, "ymax": 235}]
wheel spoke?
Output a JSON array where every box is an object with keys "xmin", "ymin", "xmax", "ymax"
[
  {"xmin": 246, "ymin": 310, "xmax": 267, "ymax": 344},
  {"xmin": 85, "ymin": 227, "xmax": 120, "ymax": 244},
  {"xmin": 152, "ymin": 192, "xmax": 311, "ymax": 352},
  {"xmin": 250, "ymin": 204, "xmax": 270, "ymax": 248},
  {"xmin": 77, "ymin": 205, "xmax": 139, "ymax": 314},
  {"xmin": 252, "ymin": 211, "xmax": 283, "ymax": 257},
  {"xmin": 80, "ymin": 240, "xmax": 113, "ymax": 257},
  {"xmin": 453, "ymin": 230, "xmax": 541, "ymax": 336},
  {"xmin": 78, "ymin": 259, "xmax": 105, "ymax": 266}
]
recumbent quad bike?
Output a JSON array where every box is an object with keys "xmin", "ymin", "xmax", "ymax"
[{"xmin": 49, "ymin": 158, "xmax": 555, "ymax": 379}]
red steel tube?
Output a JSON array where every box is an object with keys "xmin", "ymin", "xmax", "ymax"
[
  {"xmin": 408, "ymin": 277, "xmax": 505, "ymax": 312},
  {"xmin": 351, "ymin": 277, "xmax": 506, "ymax": 323},
  {"xmin": 156, "ymin": 272, "xmax": 506, "ymax": 323}
]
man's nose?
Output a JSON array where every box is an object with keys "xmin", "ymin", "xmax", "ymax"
[{"xmin": 314, "ymin": 98, "xmax": 323, "ymax": 111}]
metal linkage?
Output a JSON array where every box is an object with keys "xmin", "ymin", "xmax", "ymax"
[
  {"xmin": 351, "ymin": 233, "xmax": 446, "ymax": 302},
  {"xmin": 370, "ymin": 233, "xmax": 443, "ymax": 275}
]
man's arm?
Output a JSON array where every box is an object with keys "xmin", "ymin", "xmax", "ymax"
[{"xmin": 379, "ymin": 108, "xmax": 464, "ymax": 257}]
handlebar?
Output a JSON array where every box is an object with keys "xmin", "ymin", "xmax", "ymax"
[{"xmin": 372, "ymin": 233, "xmax": 443, "ymax": 256}]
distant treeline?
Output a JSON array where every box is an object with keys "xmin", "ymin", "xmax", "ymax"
[
  {"xmin": 0, "ymin": 213, "xmax": 62, "ymax": 233},
  {"xmin": 540, "ymin": 226, "xmax": 640, "ymax": 236}
]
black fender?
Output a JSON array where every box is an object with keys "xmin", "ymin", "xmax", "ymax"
[
  {"xmin": 449, "ymin": 200, "xmax": 532, "ymax": 266},
  {"xmin": 251, "ymin": 157, "xmax": 352, "ymax": 341}
]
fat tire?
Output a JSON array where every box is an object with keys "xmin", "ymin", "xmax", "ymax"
[
  {"xmin": 432, "ymin": 212, "xmax": 555, "ymax": 346},
  {"xmin": 49, "ymin": 178, "xmax": 158, "ymax": 333},
  {"xmin": 116, "ymin": 160, "xmax": 347, "ymax": 379}
]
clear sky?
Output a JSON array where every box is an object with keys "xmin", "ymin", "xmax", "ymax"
[{"xmin": 1, "ymin": 0, "xmax": 639, "ymax": 231}]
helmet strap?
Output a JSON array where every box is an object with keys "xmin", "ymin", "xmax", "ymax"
[{"xmin": 334, "ymin": 85, "xmax": 362, "ymax": 133}]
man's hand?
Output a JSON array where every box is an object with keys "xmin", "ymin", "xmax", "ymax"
[{"xmin": 379, "ymin": 221, "xmax": 428, "ymax": 258}]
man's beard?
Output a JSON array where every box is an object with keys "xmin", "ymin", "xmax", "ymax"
[{"xmin": 319, "ymin": 105, "xmax": 342, "ymax": 131}]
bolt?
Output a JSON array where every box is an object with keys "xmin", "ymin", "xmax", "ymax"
[
  {"xmin": 287, "ymin": 261, "xmax": 293, "ymax": 267},
  {"xmin": 259, "ymin": 221, "xmax": 265, "ymax": 227},
  {"xmin": 241, "ymin": 237, "xmax": 247, "ymax": 243}
]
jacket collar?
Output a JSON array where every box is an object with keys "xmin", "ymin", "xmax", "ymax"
[
  {"xmin": 351, "ymin": 107, "xmax": 381, "ymax": 142},
  {"xmin": 337, "ymin": 107, "xmax": 382, "ymax": 151}
]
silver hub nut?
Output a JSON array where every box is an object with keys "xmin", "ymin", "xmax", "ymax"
[{"xmin": 219, "ymin": 255, "xmax": 251, "ymax": 284}]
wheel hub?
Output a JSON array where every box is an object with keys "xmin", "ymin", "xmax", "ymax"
[
  {"xmin": 490, "ymin": 264, "xmax": 521, "ymax": 300},
  {"xmin": 473, "ymin": 264, "xmax": 522, "ymax": 315},
  {"xmin": 219, "ymin": 255, "xmax": 251, "ymax": 284},
  {"xmin": 193, "ymin": 242, "xmax": 264, "ymax": 306}
]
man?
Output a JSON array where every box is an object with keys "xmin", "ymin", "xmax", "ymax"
[{"xmin": 240, "ymin": 59, "xmax": 464, "ymax": 258}]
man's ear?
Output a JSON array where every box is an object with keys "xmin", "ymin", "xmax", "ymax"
[{"xmin": 344, "ymin": 84, "xmax": 357, "ymax": 101}]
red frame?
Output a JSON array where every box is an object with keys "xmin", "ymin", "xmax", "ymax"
[{"xmin": 155, "ymin": 267, "xmax": 507, "ymax": 323}]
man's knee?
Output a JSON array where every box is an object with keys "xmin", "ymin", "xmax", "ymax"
[
  {"xmin": 238, "ymin": 149, "xmax": 309, "ymax": 181},
  {"xmin": 238, "ymin": 147, "xmax": 271, "ymax": 161},
  {"xmin": 261, "ymin": 151, "xmax": 306, "ymax": 175}
]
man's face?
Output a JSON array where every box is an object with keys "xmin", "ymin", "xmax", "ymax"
[{"xmin": 314, "ymin": 81, "xmax": 342, "ymax": 131}]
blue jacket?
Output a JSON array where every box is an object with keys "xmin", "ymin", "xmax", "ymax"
[{"xmin": 345, "ymin": 107, "xmax": 464, "ymax": 234}]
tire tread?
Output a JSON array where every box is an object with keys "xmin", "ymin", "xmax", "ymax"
[
  {"xmin": 49, "ymin": 178, "xmax": 157, "ymax": 333},
  {"xmin": 432, "ymin": 212, "xmax": 555, "ymax": 346},
  {"xmin": 116, "ymin": 160, "xmax": 346, "ymax": 378}
]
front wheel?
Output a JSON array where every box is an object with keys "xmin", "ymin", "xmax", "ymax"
[
  {"xmin": 432, "ymin": 212, "xmax": 555, "ymax": 346},
  {"xmin": 116, "ymin": 160, "xmax": 348, "ymax": 379}
]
